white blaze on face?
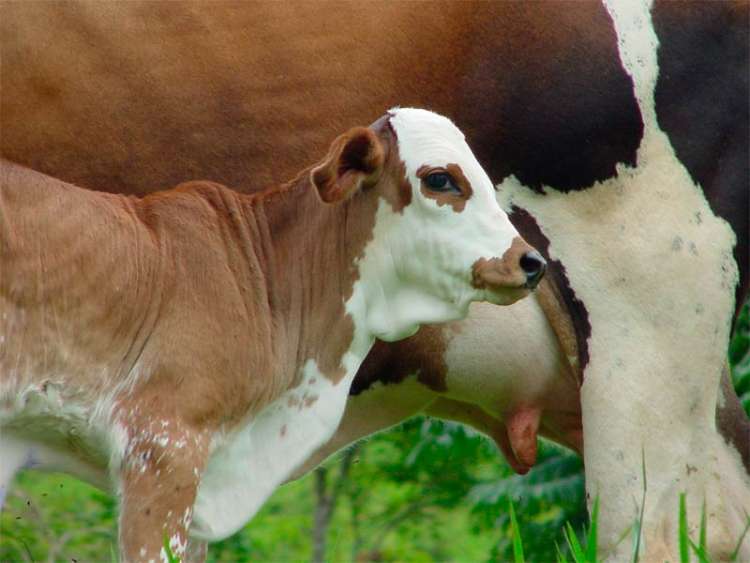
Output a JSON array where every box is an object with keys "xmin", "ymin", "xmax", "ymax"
[{"xmin": 355, "ymin": 108, "xmax": 525, "ymax": 342}]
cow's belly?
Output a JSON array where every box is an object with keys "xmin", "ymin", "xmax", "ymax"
[
  {"xmin": 0, "ymin": 432, "xmax": 111, "ymax": 503},
  {"xmin": 191, "ymin": 360, "xmax": 355, "ymax": 542},
  {"xmin": 0, "ymin": 382, "xmax": 121, "ymax": 505},
  {"xmin": 0, "ymin": 305, "xmax": 136, "ymax": 498}
]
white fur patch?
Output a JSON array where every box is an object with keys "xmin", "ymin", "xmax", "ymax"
[
  {"xmin": 496, "ymin": 1, "xmax": 748, "ymax": 558},
  {"xmin": 0, "ymin": 377, "xmax": 126, "ymax": 495},
  {"xmin": 191, "ymin": 360, "xmax": 359, "ymax": 540}
]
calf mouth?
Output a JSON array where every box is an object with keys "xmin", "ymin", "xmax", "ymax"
[{"xmin": 480, "ymin": 284, "xmax": 531, "ymax": 306}]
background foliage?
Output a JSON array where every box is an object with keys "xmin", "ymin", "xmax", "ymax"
[{"xmin": 1, "ymin": 303, "xmax": 748, "ymax": 562}]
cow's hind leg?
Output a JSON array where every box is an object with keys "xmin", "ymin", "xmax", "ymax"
[{"xmin": 117, "ymin": 417, "xmax": 208, "ymax": 562}]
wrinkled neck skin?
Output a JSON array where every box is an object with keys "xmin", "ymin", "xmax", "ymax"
[
  {"xmin": 193, "ymin": 176, "xmax": 459, "ymax": 541},
  {"xmin": 233, "ymin": 171, "xmax": 447, "ymax": 382},
  {"xmin": 497, "ymin": 2, "xmax": 749, "ymax": 560},
  {"xmin": 242, "ymin": 179, "xmax": 377, "ymax": 387}
]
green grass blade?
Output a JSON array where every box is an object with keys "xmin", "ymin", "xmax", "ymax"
[
  {"xmin": 556, "ymin": 542, "xmax": 570, "ymax": 563},
  {"xmin": 565, "ymin": 521, "xmax": 586, "ymax": 562},
  {"xmin": 688, "ymin": 538, "xmax": 712, "ymax": 563},
  {"xmin": 163, "ymin": 532, "xmax": 181, "ymax": 563},
  {"xmin": 699, "ymin": 499, "xmax": 707, "ymax": 554},
  {"xmin": 632, "ymin": 447, "xmax": 647, "ymax": 563},
  {"xmin": 679, "ymin": 493, "xmax": 690, "ymax": 563},
  {"xmin": 586, "ymin": 495, "xmax": 599, "ymax": 563},
  {"xmin": 508, "ymin": 499, "xmax": 525, "ymax": 563}
]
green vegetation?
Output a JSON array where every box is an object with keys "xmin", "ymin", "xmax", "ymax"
[
  {"xmin": 731, "ymin": 303, "xmax": 750, "ymax": 413},
  {"xmin": 1, "ymin": 304, "xmax": 748, "ymax": 561}
]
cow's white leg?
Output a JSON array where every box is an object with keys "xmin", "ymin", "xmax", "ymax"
[
  {"xmin": 498, "ymin": 1, "xmax": 750, "ymax": 558},
  {"xmin": 0, "ymin": 434, "xmax": 34, "ymax": 509}
]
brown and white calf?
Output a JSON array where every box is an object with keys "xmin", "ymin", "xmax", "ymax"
[
  {"xmin": 0, "ymin": 108, "xmax": 544, "ymax": 560},
  {"xmin": 3, "ymin": 2, "xmax": 748, "ymax": 559}
]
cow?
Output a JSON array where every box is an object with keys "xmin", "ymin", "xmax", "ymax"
[
  {"xmin": 0, "ymin": 108, "xmax": 546, "ymax": 561},
  {"xmin": 1, "ymin": 1, "xmax": 747, "ymax": 559}
]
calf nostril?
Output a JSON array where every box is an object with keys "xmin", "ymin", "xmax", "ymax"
[{"xmin": 520, "ymin": 251, "xmax": 546, "ymax": 287}]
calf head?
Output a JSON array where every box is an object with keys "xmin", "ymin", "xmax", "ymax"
[{"xmin": 312, "ymin": 107, "xmax": 544, "ymax": 341}]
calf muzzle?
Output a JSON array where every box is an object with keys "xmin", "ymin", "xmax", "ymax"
[{"xmin": 471, "ymin": 237, "xmax": 546, "ymax": 292}]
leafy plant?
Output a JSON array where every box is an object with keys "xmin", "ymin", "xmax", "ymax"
[
  {"xmin": 163, "ymin": 533, "xmax": 181, "ymax": 563},
  {"xmin": 508, "ymin": 500, "xmax": 525, "ymax": 563},
  {"xmin": 470, "ymin": 441, "xmax": 586, "ymax": 562},
  {"xmin": 731, "ymin": 303, "xmax": 750, "ymax": 415}
]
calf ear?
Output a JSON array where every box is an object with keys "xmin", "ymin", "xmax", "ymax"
[{"xmin": 311, "ymin": 127, "xmax": 385, "ymax": 203}]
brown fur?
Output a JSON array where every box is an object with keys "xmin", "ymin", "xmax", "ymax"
[
  {"xmin": 471, "ymin": 237, "xmax": 532, "ymax": 290},
  {"xmin": 0, "ymin": 2, "xmax": 629, "ymax": 196},
  {"xmin": 351, "ymin": 326, "xmax": 451, "ymax": 396},
  {"xmin": 0, "ymin": 120, "xmax": 405, "ymax": 560}
]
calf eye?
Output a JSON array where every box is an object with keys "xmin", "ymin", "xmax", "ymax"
[{"xmin": 424, "ymin": 172, "xmax": 460, "ymax": 194}]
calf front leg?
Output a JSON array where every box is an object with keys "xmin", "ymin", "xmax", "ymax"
[{"xmin": 117, "ymin": 417, "xmax": 209, "ymax": 562}]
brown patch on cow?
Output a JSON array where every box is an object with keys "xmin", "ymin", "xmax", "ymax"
[
  {"xmin": 446, "ymin": 163, "xmax": 473, "ymax": 198},
  {"xmin": 416, "ymin": 163, "xmax": 472, "ymax": 213},
  {"xmin": 350, "ymin": 325, "xmax": 449, "ymax": 396},
  {"xmin": 510, "ymin": 207, "xmax": 592, "ymax": 373},
  {"xmin": 535, "ymin": 277, "xmax": 583, "ymax": 385},
  {"xmin": 0, "ymin": 1, "xmax": 640, "ymax": 202},
  {"xmin": 394, "ymin": 158, "xmax": 414, "ymax": 213},
  {"xmin": 280, "ymin": 424, "xmax": 287, "ymax": 437},
  {"xmin": 374, "ymin": 123, "xmax": 412, "ymax": 214},
  {"xmin": 471, "ymin": 237, "xmax": 531, "ymax": 290},
  {"xmin": 303, "ymin": 395, "xmax": 318, "ymax": 408},
  {"xmin": 715, "ymin": 364, "xmax": 750, "ymax": 472},
  {"xmin": 301, "ymin": 116, "xmax": 411, "ymax": 382}
]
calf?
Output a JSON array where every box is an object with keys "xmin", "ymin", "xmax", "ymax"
[
  {"xmin": 0, "ymin": 108, "xmax": 543, "ymax": 560},
  {"xmin": 3, "ymin": 2, "xmax": 747, "ymax": 558}
]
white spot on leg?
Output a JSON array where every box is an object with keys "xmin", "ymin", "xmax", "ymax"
[{"xmin": 192, "ymin": 359, "xmax": 361, "ymax": 541}]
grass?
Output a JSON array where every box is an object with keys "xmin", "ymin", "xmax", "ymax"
[
  {"xmin": 508, "ymin": 500, "xmax": 525, "ymax": 563},
  {"xmin": 163, "ymin": 533, "xmax": 181, "ymax": 563},
  {"xmin": 508, "ymin": 494, "xmax": 749, "ymax": 563}
]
